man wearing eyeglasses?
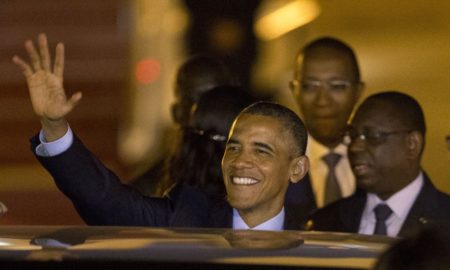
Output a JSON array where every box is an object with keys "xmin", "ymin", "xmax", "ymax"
[
  {"xmin": 284, "ymin": 37, "xmax": 364, "ymax": 220},
  {"xmin": 305, "ymin": 91, "xmax": 450, "ymax": 237}
]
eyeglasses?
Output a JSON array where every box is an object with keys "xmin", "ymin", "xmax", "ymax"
[
  {"xmin": 344, "ymin": 127, "xmax": 412, "ymax": 146},
  {"xmin": 290, "ymin": 79, "xmax": 353, "ymax": 92}
]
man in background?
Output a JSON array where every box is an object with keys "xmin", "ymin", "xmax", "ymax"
[
  {"xmin": 285, "ymin": 37, "xmax": 364, "ymax": 216},
  {"xmin": 306, "ymin": 91, "xmax": 450, "ymax": 237}
]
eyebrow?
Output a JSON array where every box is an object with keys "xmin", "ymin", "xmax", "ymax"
[
  {"xmin": 226, "ymin": 139, "xmax": 240, "ymax": 145},
  {"xmin": 227, "ymin": 139, "xmax": 275, "ymax": 153},
  {"xmin": 253, "ymin": 142, "xmax": 274, "ymax": 153}
]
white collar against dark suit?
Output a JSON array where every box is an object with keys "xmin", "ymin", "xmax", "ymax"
[
  {"xmin": 232, "ymin": 207, "xmax": 285, "ymax": 231},
  {"xmin": 359, "ymin": 172, "xmax": 424, "ymax": 237}
]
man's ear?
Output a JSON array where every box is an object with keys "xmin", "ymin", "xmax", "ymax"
[
  {"xmin": 289, "ymin": 156, "xmax": 309, "ymax": 184},
  {"xmin": 406, "ymin": 131, "xmax": 424, "ymax": 159}
]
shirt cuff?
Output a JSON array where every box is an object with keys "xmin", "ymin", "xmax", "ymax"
[{"xmin": 35, "ymin": 127, "xmax": 74, "ymax": 157}]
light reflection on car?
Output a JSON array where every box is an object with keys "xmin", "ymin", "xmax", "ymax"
[{"xmin": 0, "ymin": 226, "xmax": 394, "ymax": 269}]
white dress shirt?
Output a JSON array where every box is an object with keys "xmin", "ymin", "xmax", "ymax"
[
  {"xmin": 358, "ymin": 172, "xmax": 424, "ymax": 237},
  {"xmin": 307, "ymin": 136, "xmax": 355, "ymax": 207},
  {"xmin": 232, "ymin": 208, "xmax": 285, "ymax": 231}
]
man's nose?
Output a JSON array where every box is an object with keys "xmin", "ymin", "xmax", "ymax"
[
  {"xmin": 315, "ymin": 87, "xmax": 331, "ymax": 105},
  {"xmin": 232, "ymin": 150, "xmax": 253, "ymax": 168},
  {"xmin": 348, "ymin": 135, "xmax": 368, "ymax": 153}
]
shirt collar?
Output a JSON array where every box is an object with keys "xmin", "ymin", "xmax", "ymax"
[
  {"xmin": 308, "ymin": 135, "xmax": 348, "ymax": 160},
  {"xmin": 232, "ymin": 208, "xmax": 285, "ymax": 231},
  {"xmin": 367, "ymin": 172, "xmax": 424, "ymax": 219}
]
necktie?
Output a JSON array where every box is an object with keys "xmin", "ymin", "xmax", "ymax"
[
  {"xmin": 373, "ymin": 204, "xmax": 393, "ymax": 235},
  {"xmin": 322, "ymin": 152, "xmax": 342, "ymax": 205}
]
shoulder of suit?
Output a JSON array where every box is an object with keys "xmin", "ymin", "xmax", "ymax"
[{"xmin": 304, "ymin": 192, "xmax": 365, "ymax": 231}]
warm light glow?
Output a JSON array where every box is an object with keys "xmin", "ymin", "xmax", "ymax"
[
  {"xmin": 135, "ymin": 59, "xmax": 161, "ymax": 85},
  {"xmin": 0, "ymin": 240, "xmax": 11, "ymax": 247},
  {"xmin": 255, "ymin": 0, "xmax": 320, "ymax": 41}
]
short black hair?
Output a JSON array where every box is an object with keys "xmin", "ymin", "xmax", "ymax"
[
  {"xmin": 240, "ymin": 102, "xmax": 308, "ymax": 157},
  {"xmin": 193, "ymin": 85, "xmax": 254, "ymax": 137},
  {"xmin": 175, "ymin": 54, "xmax": 237, "ymax": 100},
  {"xmin": 170, "ymin": 85, "xmax": 253, "ymax": 199},
  {"xmin": 301, "ymin": 36, "xmax": 361, "ymax": 82},
  {"xmin": 362, "ymin": 91, "xmax": 426, "ymax": 136}
]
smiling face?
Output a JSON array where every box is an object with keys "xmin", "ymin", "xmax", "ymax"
[
  {"xmin": 222, "ymin": 114, "xmax": 307, "ymax": 226},
  {"xmin": 348, "ymin": 100, "xmax": 420, "ymax": 199},
  {"xmin": 293, "ymin": 48, "xmax": 362, "ymax": 148}
]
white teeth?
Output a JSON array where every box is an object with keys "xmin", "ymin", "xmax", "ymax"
[{"xmin": 232, "ymin": 177, "xmax": 258, "ymax": 185}]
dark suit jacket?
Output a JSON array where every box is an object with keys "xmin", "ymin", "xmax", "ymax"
[
  {"xmin": 305, "ymin": 174, "xmax": 450, "ymax": 237},
  {"xmin": 31, "ymin": 135, "xmax": 303, "ymax": 230},
  {"xmin": 284, "ymin": 175, "xmax": 316, "ymax": 225}
]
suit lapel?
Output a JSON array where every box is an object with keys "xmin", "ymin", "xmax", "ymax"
[
  {"xmin": 209, "ymin": 200, "xmax": 233, "ymax": 228},
  {"xmin": 398, "ymin": 174, "xmax": 436, "ymax": 237},
  {"xmin": 284, "ymin": 173, "xmax": 318, "ymax": 227},
  {"xmin": 284, "ymin": 207, "xmax": 304, "ymax": 230},
  {"xmin": 285, "ymin": 173, "xmax": 317, "ymax": 209},
  {"xmin": 340, "ymin": 190, "xmax": 367, "ymax": 233}
]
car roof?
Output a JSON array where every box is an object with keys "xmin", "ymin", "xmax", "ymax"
[{"xmin": 0, "ymin": 226, "xmax": 394, "ymax": 269}]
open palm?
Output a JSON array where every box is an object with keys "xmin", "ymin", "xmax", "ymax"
[{"xmin": 13, "ymin": 33, "xmax": 82, "ymax": 122}]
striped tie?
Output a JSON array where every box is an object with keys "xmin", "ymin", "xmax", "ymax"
[{"xmin": 322, "ymin": 152, "xmax": 342, "ymax": 205}]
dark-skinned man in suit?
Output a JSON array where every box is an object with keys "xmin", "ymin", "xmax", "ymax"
[{"xmin": 306, "ymin": 91, "xmax": 450, "ymax": 237}]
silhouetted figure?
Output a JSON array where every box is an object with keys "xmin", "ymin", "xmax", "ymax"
[
  {"xmin": 131, "ymin": 54, "xmax": 238, "ymax": 196},
  {"xmin": 373, "ymin": 226, "xmax": 450, "ymax": 270},
  {"xmin": 171, "ymin": 54, "xmax": 238, "ymax": 127},
  {"xmin": 183, "ymin": 0, "xmax": 261, "ymax": 89},
  {"xmin": 156, "ymin": 86, "xmax": 254, "ymax": 199}
]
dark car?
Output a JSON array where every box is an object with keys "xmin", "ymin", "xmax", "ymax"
[{"xmin": 0, "ymin": 226, "xmax": 394, "ymax": 270}]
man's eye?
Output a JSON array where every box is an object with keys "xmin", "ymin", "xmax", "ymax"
[
  {"xmin": 255, "ymin": 149, "xmax": 270, "ymax": 156},
  {"xmin": 226, "ymin": 145, "xmax": 239, "ymax": 152},
  {"xmin": 329, "ymin": 82, "xmax": 350, "ymax": 91},
  {"xmin": 366, "ymin": 132, "xmax": 383, "ymax": 142},
  {"xmin": 301, "ymin": 81, "xmax": 319, "ymax": 91}
]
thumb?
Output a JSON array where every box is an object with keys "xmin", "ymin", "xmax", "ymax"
[{"xmin": 66, "ymin": 91, "xmax": 82, "ymax": 110}]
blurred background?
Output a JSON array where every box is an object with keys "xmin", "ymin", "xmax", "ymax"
[{"xmin": 0, "ymin": 0, "xmax": 449, "ymax": 225}]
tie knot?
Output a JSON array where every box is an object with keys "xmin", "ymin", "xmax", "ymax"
[
  {"xmin": 322, "ymin": 152, "xmax": 342, "ymax": 168},
  {"xmin": 374, "ymin": 204, "xmax": 392, "ymax": 221}
]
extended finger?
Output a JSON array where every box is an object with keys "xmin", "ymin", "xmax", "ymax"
[
  {"xmin": 38, "ymin": 33, "xmax": 51, "ymax": 72},
  {"xmin": 54, "ymin": 43, "xmax": 65, "ymax": 79},
  {"xmin": 12, "ymin": 56, "xmax": 34, "ymax": 78},
  {"xmin": 65, "ymin": 92, "xmax": 83, "ymax": 111},
  {"xmin": 25, "ymin": 40, "xmax": 42, "ymax": 72}
]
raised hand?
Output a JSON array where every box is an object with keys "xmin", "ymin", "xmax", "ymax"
[{"xmin": 12, "ymin": 33, "xmax": 82, "ymax": 141}]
